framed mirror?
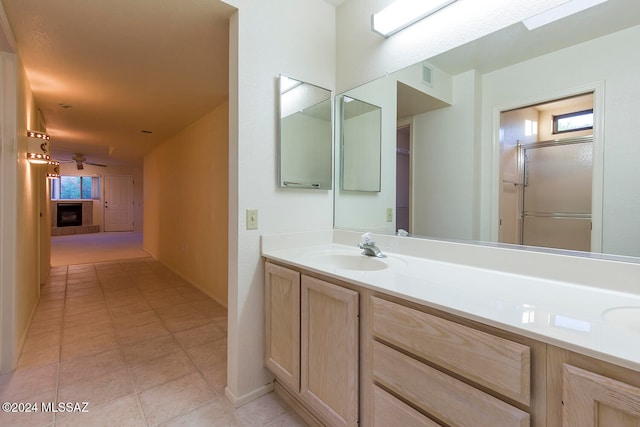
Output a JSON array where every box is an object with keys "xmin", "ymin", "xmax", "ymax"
[
  {"xmin": 278, "ymin": 75, "xmax": 332, "ymax": 189},
  {"xmin": 340, "ymin": 95, "xmax": 382, "ymax": 192}
]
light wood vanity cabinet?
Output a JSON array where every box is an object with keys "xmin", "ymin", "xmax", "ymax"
[
  {"xmin": 264, "ymin": 259, "xmax": 640, "ymax": 427},
  {"xmin": 546, "ymin": 347, "xmax": 640, "ymax": 427},
  {"xmin": 563, "ymin": 364, "xmax": 640, "ymax": 426},
  {"xmin": 371, "ymin": 295, "xmax": 532, "ymax": 427},
  {"xmin": 264, "ymin": 262, "xmax": 359, "ymax": 426}
]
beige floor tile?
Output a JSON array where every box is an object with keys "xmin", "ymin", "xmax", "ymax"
[
  {"xmin": 235, "ymin": 392, "xmax": 294, "ymax": 427},
  {"xmin": 0, "ymin": 389, "xmax": 56, "ymax": 427},
  {"xmin": 59, "ymin": 349, "xmax": 127, "ymax": 387},
  {"xmin": 60, "ymin": 330, "xmax": 119, "ymax": 361},
  {"xmin": 17, "ymin": 344, "xmax": 60, "ymax": 369},
  {"xmin": 109, "ymin": 299, "xmax": 153, "ymax": 317},
  {"xmin": 62, "ymin": 322, "xmax": 115, "ymax": 345},
  {"xmin": 130, "ymin": 350, "xmax": 197, "ymax": 392},
  {"xmin": 0, "ymin": 364, "xmax": 58, "ymax": 402},
  {"xmin": 22, "ymin": 330, "xmax": 62, "ymax": 353},
  {"xmin": 62, "ymin": 308, "xmax": 112, "ymax": 328},
  {"xmin": 264, "ymin": 411, "xmax": 309, "ymax": 427},
  {"xmin": 162, "ymin": 312, "xmax": 211, "ymax": 333},
  {"xmin": 114, "ymin": 321, "xmax": 171, "ymax": 345},
  {"xmin": 158, "ymin": 397, "xmax": 242, "ymax": 427},
  {"xmin": 27, "ymin": 318, "xmax": 63, "ymax": 337},
  {"xmin": 155, "ymin": 302, "xmax": 199, "ymax": 319},
  {"xmin": 63, "ymin": 300, "xmax": 109, "ymax": 317},
  {"xmin": 55, "ymin": 394, "xmax": 146, "ymax": 427},
  {"xmin": 120, "ymin": 335, "xmax": 183, "ymax": 366},
  {"xmin": 112, "ymin": 310, "xmax": 160, "ymax": 330},
  {"xmin": 185, "ymin": 338, "xmax": 227, "ymax": 369},
  {"xmin": 173, "ymin": 322, "xmax": 226, "ymax": 349},
  {"xmin": 138, "ymin": 372, "xmax": 217, "ymax": 426},
  {"xmin": 190, "ymin": 300, "xmax": 227, "ymax": 320},
  {"xmin": 1, "ymin": 253, "xmax": 305, "ymax": 427},
  {"xmin": 57, "ymin": 368, "xmax": 134, "ymax": 408}
]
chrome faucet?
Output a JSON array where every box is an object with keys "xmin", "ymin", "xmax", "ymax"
[{"xmin": 358, "ymin": 232, "xmax": 386, "ymax": 258}]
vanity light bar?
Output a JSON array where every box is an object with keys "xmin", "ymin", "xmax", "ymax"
[
  {"xmin": 522, "ymin": 0, "xmax": 608, "ymax": 30},
  {"xmin": 372, "ymin": 0, "xmax": 458, "ymax": 38}
]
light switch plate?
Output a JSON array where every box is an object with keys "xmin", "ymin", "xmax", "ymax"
[
  {"xmin": 246, "ymin": 209, "xmax": 258, "ymax": 230},
  {"xmin": 386, "ymin": 208, "xmax": 393, "ymax": 222}
]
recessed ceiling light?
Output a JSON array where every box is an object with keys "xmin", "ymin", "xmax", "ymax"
[
  {"xmin": 372, "ymin": 0, "xmax": 458, "ymax": 38},
  {"xmin": 522, "ymin": 0, "xmax": 608, "ymax": 31}
]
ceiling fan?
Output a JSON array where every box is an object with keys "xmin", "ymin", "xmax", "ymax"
[{"xmin": 60, "ymin": 153, "xmax": 108, "ymax": 170}]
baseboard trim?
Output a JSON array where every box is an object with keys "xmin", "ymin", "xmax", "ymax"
[{"xmin": 224, "ymin": 383, "xmax": 273, "ymax": 408}]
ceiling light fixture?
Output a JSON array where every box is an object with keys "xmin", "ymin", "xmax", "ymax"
[
  {"xmin": 522, "ymin": 0, "xmax": 608, "ymax": 31},
  {"xmin": 372, "ymin": 0, "xmax": 458, "ymax": 38},
  {"xmin": 26, "ymin": 130, "xmax": 51, "ymax": 164}
]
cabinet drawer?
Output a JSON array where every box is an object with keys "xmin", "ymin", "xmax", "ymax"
[
  {"xmin": 372, "ymin": 296, "xmax": 530, "ymax": 405},
  {"xmin": 373, "ymin": 341, "xmax": 529, "ymax": 427},
  {"xmin": 373, "ymin": 385, "xmax": 439, "ymax": 427}
]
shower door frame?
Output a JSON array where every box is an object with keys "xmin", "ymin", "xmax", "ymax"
[{"xmin": 518, "ymin": 135, "xmax": 593, "ymax": 248}]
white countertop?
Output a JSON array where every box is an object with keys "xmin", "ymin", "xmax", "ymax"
[{"xmin": 262, "ymin": 240, "xmax": 640, "ymax": 372}]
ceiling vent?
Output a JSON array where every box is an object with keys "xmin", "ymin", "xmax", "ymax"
[{"xmin": 422, "ymin": 64, "xmax": 433, "ymax": 87}]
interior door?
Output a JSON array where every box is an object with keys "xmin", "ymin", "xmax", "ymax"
[{"xmin": 104, "ymin": 175, "xmax": 134, "ymax": 232}]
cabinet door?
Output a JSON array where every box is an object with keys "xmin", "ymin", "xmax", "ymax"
[
  {"xmin": 563, "ymin": 364, "xmax": 640, "ymax": 426},
  {"xmin": 300, "ymin": 275, "xmax": 359, "ymax": 427},
  {"xmin": 264, "ymin": 262, "xmax": 300, "ymax": 391}
]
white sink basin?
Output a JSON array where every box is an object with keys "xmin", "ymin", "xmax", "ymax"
[
  {"xmin": 311, "ymin": 253, "xmax": 390, "ymax": 271},
  {"xmin": 602, "ymin": 307, "xmax": 640, "ymax": 333}
]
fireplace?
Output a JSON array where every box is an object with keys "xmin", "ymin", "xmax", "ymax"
[{"xmin": 57, "ymin": 203, "xmax": 83, "ymax": 227}]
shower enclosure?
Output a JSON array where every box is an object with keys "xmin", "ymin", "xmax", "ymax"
[{"xmin": 519, "ymin": 136, "xmax": 593, "ymax": 251}]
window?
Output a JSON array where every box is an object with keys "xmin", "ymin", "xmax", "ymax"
[
  {"xmin": 51, "ymin": 176, "xmax": 100, "ymax": 200},
  {"xmin": 553, "ymin": 109, "xmax": 593, "ymax": 134}
]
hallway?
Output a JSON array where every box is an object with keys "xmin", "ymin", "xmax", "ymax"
[{"xmin": 0, "ymin": 257, "xmax": 305, "ymax": 426}]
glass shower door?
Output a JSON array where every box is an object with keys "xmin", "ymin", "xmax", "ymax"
[{"xmin": 521, "ymin": 138, "xmax": 592, "ymax": 251}]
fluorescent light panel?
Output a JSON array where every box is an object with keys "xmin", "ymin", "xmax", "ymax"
[
  {"xmin": 522, "ymin": 0, "xmax": 608, "ymax": 31},
  {"xmin": 372, "ymin": 0, "xmax": 458, "ymax": 37}
]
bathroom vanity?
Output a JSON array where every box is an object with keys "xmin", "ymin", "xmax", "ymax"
[{"xmin": 262, "ymin": 231, "xmax": 640, "ymax": 426}]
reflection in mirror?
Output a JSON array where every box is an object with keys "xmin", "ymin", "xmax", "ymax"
[
  {"xmin": 334, "ymin": 0, "xmax": 640, "ymax": 260},
  {"xmin": 278, "ymin": 75, "xmax": 332, "ymax": 189},
  {"xmin": 340, "ymin": 95, "xmax": 382, "ymax": 192}
]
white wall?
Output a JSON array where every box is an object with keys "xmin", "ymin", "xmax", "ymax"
[
  {"xmin": 481, "ymin": 24, "xmax": 640, "ymax": 257},
  {"xmin": 411, "ymin": 70, "xmax": 479, "ymax": 239},
  {"xmin": 223, "ymin": 0, "xmax": 335, "ymax": 405}
]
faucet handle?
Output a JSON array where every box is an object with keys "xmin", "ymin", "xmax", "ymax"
[{"xmin": 362, "ymin": 232, "xmax": 375, "ymax": 245}]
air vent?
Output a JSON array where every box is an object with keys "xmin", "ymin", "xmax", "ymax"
[{"xmin": 422, "ymin": 64, "xmax": 433, "ymax": 87}]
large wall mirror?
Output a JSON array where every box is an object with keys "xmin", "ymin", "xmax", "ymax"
[
  {"xmin": 278, "ymin": 75, "xmax": 332, "ymax": 189},
  {"xmin": 334, "ymin": 0, "xmax": 640, "ymax": 261}
]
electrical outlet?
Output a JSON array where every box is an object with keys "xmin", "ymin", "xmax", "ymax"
[
  {"xmin": 386, "ymin": 208, "xmax": 393, "ymax": 222},
  {"xmin": 246, "ymin": 209, "xmax": 258, "ymax": 230}
]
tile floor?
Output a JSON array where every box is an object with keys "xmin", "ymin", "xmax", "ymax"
[{"xmin": 0, "ymin": 258, "xmax": 306, "ymax": 427}]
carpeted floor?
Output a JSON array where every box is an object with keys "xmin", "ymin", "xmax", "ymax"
[{"xmin": 50, "ymin": 232, "xmax": 150, "ymax": 267}]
